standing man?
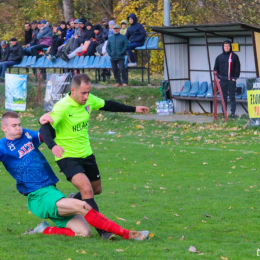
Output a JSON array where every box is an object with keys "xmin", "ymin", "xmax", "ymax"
[
  {"xmin": 0, "ymin": 111, "xmax": 150, "ymax": 240},
  {"xmin": 107, "ymin": 24, "xmax": 129, "ymax": 87},
  {"xmin": 0, "ymin": 38, "xmax": 23, "ymax": 82},
  {"xmin": 39, "ymin": 74, "xmax": 149, "ymax": 239},
  {"xmin": 214, "ymin": 40, "xmax": 240, "ymax": 118}
]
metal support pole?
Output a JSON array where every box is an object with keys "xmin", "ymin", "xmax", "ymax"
[
  {"xmin": 164, "ymin": 0, "xmax": 170, "ymax": 26},
  {"xmin": 38, "ymin": 70, "xmax": 42, "ymax": 105}
]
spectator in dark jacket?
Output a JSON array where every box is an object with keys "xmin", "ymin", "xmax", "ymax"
[
  {"xmin": 102, "ymin": 18, "xmax": 109, "ymax": 41},
  {"xmin": 0, "ymin": 41, "xmax": 10, "ymax": 62},
  {"xmin": 30, "ymin": 19, "xmax": 52, "ymax": 58},
  {"xmin": 23, "ymin": 20, "xmax": 39, "ymax": 55},
  {"xmin": 0, "ymin": 38, "xmax": 23, "ymax": 81},
  {"xmin": 82, "ymin": 22, "xmax": 95, "ymax": 41},
  {"xmin": 46, "ymin": 27, "xmax": 64, "ymax": 61},
  {"xmin": 24, "ymin": 22, "xmax": 33, "ymax": 45},
  {"xmin": 125, "ymin": 13, "xmax": 146, "ymax": 67},
  {"xmin": 107, "ymin": 25, "xmax": 129, "ymax": 87},
  {"xmin": 214, "ymin": 40, "xmax": 240, "ymax": 118},
  {"xmin": 70, "ymin": 17, "xmax": 86, "ymax": 51},
  {"xmin": 60, "ymin": 21, "xmax": 67, "ymax": 40}
]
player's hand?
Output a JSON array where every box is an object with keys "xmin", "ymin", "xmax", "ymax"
[
  {"xmin": 232, "ymin": 79, "xmax": 236, "ymax": 81},
  {"xmin": 135, "ymin": 106, "xmax": 149, "ymax": 115},
  {"xmin": 39, "ymin": 112, "xmax": 54, "ymax": 125},
  {"xmin": 52, "ymin": 145, "xmax": 64, "ymax": 158}
]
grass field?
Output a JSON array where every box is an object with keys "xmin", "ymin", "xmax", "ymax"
[{"xmin": 0, "ymin": 86, "xmax": 259, "ymax": 259}]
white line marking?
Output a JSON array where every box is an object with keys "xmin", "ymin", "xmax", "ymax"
[{"xmin": 89, "ymin": 137, "xmax": 255, "ymax": 153}]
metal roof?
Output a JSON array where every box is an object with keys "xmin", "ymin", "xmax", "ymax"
[{"xmin": 151, "ymin": 23, "xmax": 260, "ymax": 38}]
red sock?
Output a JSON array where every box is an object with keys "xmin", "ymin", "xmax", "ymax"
[
  {"xmin": 43, "ymin": 226, "xmax": 75, "ymax": 237},
  {"xmin": 82, "ymin": 50, "xmax": 86, "ymax": 55},
  {"xmin": 76, "ymin": 52, "xmax": 82, "ymax": 57},
  {"xmin": 84, "ymin": 209, "xmax": 129, "ymax": 239}
]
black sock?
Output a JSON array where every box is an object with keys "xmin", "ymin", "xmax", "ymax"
[
  {"xmin": 73, "ymin": 192, "xmax": 82, "ymax": 200},
  {"xmin": 83, "ymin": 198, "xmax": 106, "ymax": 236}
]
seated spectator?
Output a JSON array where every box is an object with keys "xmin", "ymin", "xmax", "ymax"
[
  {"xmin": 120, "ymin": 20, "xmax": 128, "ymax": 35},
  {"xmin": 125, "ymin": 13, "xmax": 146, "ymax": 67},
  {"xmin": 107, "ymin": 24, "xmax": 129, "ymax": 87},
  {"xmin": 30, "ymin": 20, "xmax": 52, "ymax": 58},
  {"xmin": 102, "ymin": 18, "xmax": 109, "ymax": 41},
  {"xmin": 82, "ymin": 22, "xmax": 95, "ymax": 42},
  {"xmin": 46, "ymin": 26, "xmax": 64, "ymax": 61},
  {"xmin": 60, "ymin": 21, "xmax": 67, "ymax": 40},
  {"xmin": 23, "ymin": 20, "xmax": 39, "ymax": 55},
  {"xmin": 0, "ymin": 41, "xmax": 10, "ymax": 62},
  {"xmin": 96, "ymin": 20, "xmax": 115, "ymax": 56},
  {"xmin": 0, "ymin": 38, "xmax": 23, "ymax": 82},
  {"xmin": 24, "ymin": 22, "xmax": 33, "ymax": 46},
  {"xmin": 69, "ymin": 17, "xmax": 86, "ymax": 52},
  {"xmin": 61, "ymin": 24, "xmax": 103, "ymax": 61},
  {"xmin": 69, "ymin": 19, "xmax": 75, "ymax": 30}
]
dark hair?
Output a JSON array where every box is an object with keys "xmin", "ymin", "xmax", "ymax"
[
  {"xmin": 25, "ymin": 22, "xmax": 30, "ymax": 26},
  {"xmin": 72, "ymin": 74, "xmax": 91, "ymax": 88},
  {"xmin": 60, "ymin": 21, "xmax": 66, "ymax": 25},
  {"xmin": 2, "ymin": 111, "xmax": 19, "ymax": 119}
]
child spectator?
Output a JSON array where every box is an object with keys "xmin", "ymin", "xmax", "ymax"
[{"xmin": 120, "ymin": 20, "xmax": 128, "ymax": 35}]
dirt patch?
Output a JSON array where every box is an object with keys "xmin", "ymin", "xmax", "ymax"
[{"xmin": 114, "ymin": 95, "xmax": 129, "ymax": 99}]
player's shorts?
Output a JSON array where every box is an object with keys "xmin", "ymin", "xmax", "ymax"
[
  {"xmin": 27, "ymin": 185, "xmax": 75, "ymax": 228},
  {"xmin": 56, "ymin": 154, "xmax": 100, "ymax": 182}
]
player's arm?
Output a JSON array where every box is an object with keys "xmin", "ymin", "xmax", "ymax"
[{"xmin": 100, "ymin": 100, "xmax": 149, "ymax": 115}]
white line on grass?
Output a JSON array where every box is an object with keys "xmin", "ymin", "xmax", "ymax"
[{"xmin": 89, "ymin": 137, "xmax": 256, "ymax": 154}]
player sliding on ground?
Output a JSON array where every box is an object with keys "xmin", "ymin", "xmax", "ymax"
[
  {"xmin": 0, "ymin": 111, "xmax": 150, "ymax": 240},
  {"xmin": 39, "ymin": 74, "xmax": 149, "ymax": 240}
]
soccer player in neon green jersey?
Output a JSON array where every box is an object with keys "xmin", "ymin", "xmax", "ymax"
[{"xmin": 40, "ymin": 74, "xmax": 149, "ymax": 240}]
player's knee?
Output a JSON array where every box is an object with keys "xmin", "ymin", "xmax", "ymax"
[
  {"xmin": 80, "ymin": 228, "xmax": 92, "ymax": 237},
  {"xmin": 94, "ymin": 186, "xmax": 102, "ymax": 195}
]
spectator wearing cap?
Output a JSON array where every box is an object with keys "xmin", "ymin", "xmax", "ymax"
[
  {"xmin": 69, "ymin": 17, "xmax": 86, "ymax": 52},
  {"xmin": 0, "ymin": 41, "xmax": 10, "ymax": 63},
  {"xmin": 107, "ymin": 24, "xmax": 129, "ymax": 87},
  {"xmin": 102, "ymin": 18, "xmax": 109, "ymax": 41},
  {"xmin": 24, "ymin": 22, "xmax": 33, "ymax": 45},
  {"xmin": 125, "ymin": 13, "xmax": 146, "ymax": 67},
  {"xmin": 23, "ymin": 20, "xmax": 40, "ymax": 55},
  {"xmin": 60, "ymin": 21, "xmax": 67, "ymax": 39},
  {"xmin": 120, "ymin": 20, "xmax": 128, "ymax": 35},
  {"xmin": 30, "ymin": 19, "xmax": 52, "ymax": 58},
  {"xmin": 0, "ymin": 38, "xmax": 23, "ymax": 82},
  {"xmin": 46, "ymin": 26, "xmax": 64, "ymax": 61}
]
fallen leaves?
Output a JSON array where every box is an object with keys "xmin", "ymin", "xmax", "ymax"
[
  {"xmin": 180, "ymin": 235, "xmax": 184, "ymax": 240},
  {"xmin": 110, "ymin": 212, "xmax": 126, "ymax": 221},
  {"xmin": 136, "ymin": 221, "xmax": 141, "ymax": 225},
  {"xmin": 221, "ymin": 257, "xmax": 228, "ymax": 260},
  {"xmin": 188, "ymin": 246, "xmax": 204, "ymax": 255}
]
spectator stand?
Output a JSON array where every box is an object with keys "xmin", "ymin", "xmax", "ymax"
[{"xmin": 151, "ymin": 23, "xmax": 260, "ymax": 118}]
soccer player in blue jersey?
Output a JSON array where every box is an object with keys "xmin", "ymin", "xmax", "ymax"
[{"xmin": 0, "ymin": 111, "xmax": 149, "ymax": 240}]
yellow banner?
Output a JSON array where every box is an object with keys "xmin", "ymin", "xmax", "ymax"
[{"xmin": 247, "ymin": 90, "xmax": 260, "ymax": 118}]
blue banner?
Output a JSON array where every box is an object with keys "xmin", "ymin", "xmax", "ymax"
[{"xmin": 5, "ymin": 73, "xmax": 27, "ymax": 111}]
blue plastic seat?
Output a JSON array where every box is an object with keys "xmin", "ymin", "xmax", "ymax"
[
  {"xmin": 13, "ymin": 56, "xmax": 28, "ymax": 67},
  {"xmin": 181, "ymin": 81, "xmax": 199, "ymax": 97},
  {"xmin": 31, "ymin": 57, "xmax": 45, "ymax": 68},
  {"xmin": 105, "ymin": 56, "xmax": 111, "ymax": 69},
  {"xmin": 205, "ymin": 83, "xmax": 214, "ymax": 98},
  {"xmin": 135, "ymin": 37, "xmax": 152, "ymax": 50},
  {"xmin": 172, "ymin": 81, "xmax": 191, "ymax": 96},
  {"xmin": 147, "ymin": 36, "xmax": 159, "ymax": 49},
  {"xmin": 96, "ymin": 56, "xmax": 106, "ymax": 68},
  {"xmin": 26, "ymin": 56, "xmax": 37, "ymax": 67},
  {"xmin": 235, "ymin": 83, "xmax": 246, "ymax": 99},
  {"xmin": 83, "ymin": 56, "xmax": 95, "ymax": 68},
  {"xmin": 89, "ymin": 56, "xmax": 100, "ymax": 68},
  {"xmin": 63, "ymin": 57, "xmax": 76, "ymax": 68},
  {"xmin": 196, "ymin": 82, "xmax": 209, "ymax": 97},
  {"xmin": 41, "ymin": 58, "xmax": 52, "ymax": 68},
  {"xmin": 241, "ymin": 89, "xmax": 248, "ymax": 100},
  {"xmin": 73, "ymin": 56, "xmax": 84, "ymax": 68},
  {"xmin": 52, "ymin": 58, "xmax": 67, "ymax": 68}
]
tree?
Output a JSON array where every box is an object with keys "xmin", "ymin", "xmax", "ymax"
[{"xmin": 63, "ymin": 0, "xmax": 75, "ymax": 20}]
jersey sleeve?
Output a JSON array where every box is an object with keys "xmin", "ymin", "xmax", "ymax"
[
  {"xmin": 50, "ymin": 102, "xmax": 66, "ymax": 129},
  {"xmin": 90, "ymin": 94, "xmax": 105, "ymax": 111},
  {"xmin": 25, "ymin": 129, "xmax": 41, "ymax": 148},
  {"xmin": 0, "ymin": 146, "xmax": 6, "ymax": 162}
]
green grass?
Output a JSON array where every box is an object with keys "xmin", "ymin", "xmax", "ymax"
[{"xmin": 0, "ymin": 86, "xmax": 259, "ymax": 259}]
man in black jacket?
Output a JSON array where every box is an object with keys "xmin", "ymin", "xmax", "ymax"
[
  {"xmin": 0, "ymin": 41, "xmax": 10, "ymax": 62},
  {"xmin": 107, "ymin": 25, "xmax": 129, "ymax": 87},
  {"xmin": 24, "ymin": 22, "xmax": 33, "ymax": 45},
  {"xmin": 0, "ymin": 38, "xmax": 23, "ymax": 82},
  {"xmin": 214, "ymin": 40, "xmax": 240, "ymax": 118}
]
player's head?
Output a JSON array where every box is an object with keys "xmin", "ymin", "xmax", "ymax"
[
  {"xmin": 71, "ymin": 74, "xmax": 91, "ymax": 105},
  {"xmin": 1, "ymin": 111, "xmax": 22, "ymax": 140}
]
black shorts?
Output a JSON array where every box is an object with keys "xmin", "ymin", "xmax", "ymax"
[{"xmin": 56, "ymin": 154, "xmax": 100, "ymax": 182}]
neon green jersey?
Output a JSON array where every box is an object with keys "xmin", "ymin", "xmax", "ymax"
[{"xmin": 50, "ymin": 93, "xmax": 105, "ymax": 160}]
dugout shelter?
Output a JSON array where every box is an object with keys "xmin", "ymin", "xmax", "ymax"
[{"xmin": 151, "ymin": 23, "xmax": 260, "ymax": 115}]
